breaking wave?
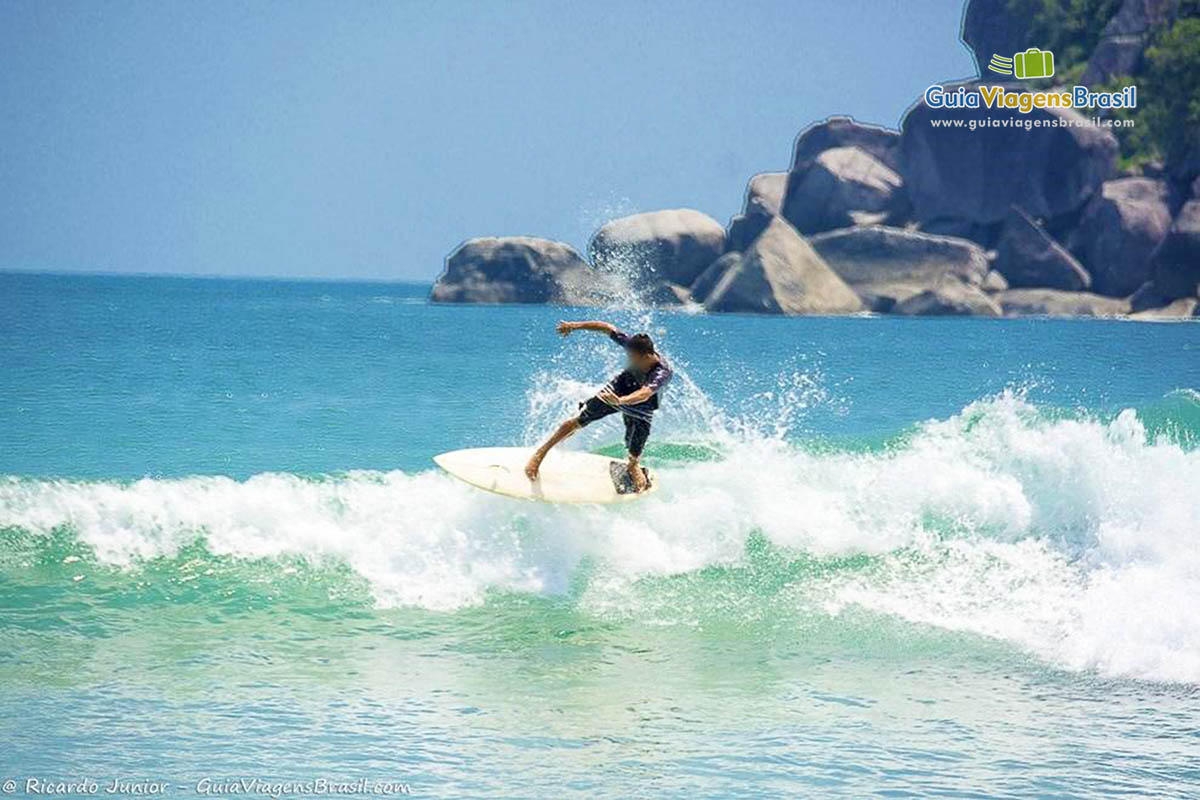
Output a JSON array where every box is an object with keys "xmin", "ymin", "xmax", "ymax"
[{"xmin": 2, "ymin": 386, "xmax": 1198, "ymax": 684}]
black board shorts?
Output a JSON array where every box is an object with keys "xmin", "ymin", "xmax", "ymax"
[{"xmin": 577, "ymin": 370, "xmax": 656, "ymax": 456}]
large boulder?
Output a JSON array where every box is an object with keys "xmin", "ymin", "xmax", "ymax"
[
  {"xmin": 639, "ymin": 281, "xmax": 694, "ymax": 307},
  {"xmin": 997, "ymin": 289, "xmax": 1132, "ymax": 317},
  {"xmin": 900, "ymin": 90, "xmax": 1118, "ymax": 231},
  {"xmin": 994, "ymin": 206, "xmax": 1092, "ymax": 290},
  {"xmin": 1068, "ymin": 177, "xmax": 1173, "ymax": 296},
  {"xmin": 961, "ymin": 0, "xmax": 1029, "ymax": 76},
  {"xmin": 809, "ymin": 225, "xmax": 990, "ymax": 312},
  {"xmin": 1130, "ymin": 297, "xmax": 1199, "ymax": 319},
  {"xmin": 704, "ymin": 217, "xmax": 863, "ymax": 315},
  {"xmin": 726, "ymin": 172, "xmax": 788, "ymax": 253},
  {"xmin": 792, "ymin": 116, "xmax": 901, "ymax": 172},
  {"xmin": 726, "ymin": 214, "xmax": 770, "ymax": 253},
  {"xmin": 432, "ymin": 237, "xmax": 609, "ymax": 304},
  {"xmin": 1081, "ymin": 0, "xmax": 1179, "ymax": 84},
  {"xmin": 982, "ymin": 270, "xmax": 1010, "ymax": 292},
  {"xmin": 1175, "ymin": 139, "xmax": 1200, "ymax": 184},
  {"xmin": 1151, "ymin": 200, "xmax": 1200, "ymax": 300},
  {"xmin": 743, "ymin": 172, "xmax": 788, "ymax": 218},
  {"xmin": 691, "ymin": 252, "xmax": 740, "ymax": 304},
  {"xmin": 589, "ymin": 209, "xmax": 726, "ymax": 287},
  {"xmin": 893, "ymin": 281, "xmax": 1002, "ymax": 317},
  {"xmin": 782, "ymin": 146, "xmax": 906, "ymax": 235},
  {"xmin": 1128, "ymin": 279, "xmax": 1176, "ymax": 312},
  {"xmin": 918, "ymin": 217, "xmax": 998, "ymax": 247}
]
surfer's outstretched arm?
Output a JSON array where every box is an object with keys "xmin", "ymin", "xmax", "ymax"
[{"xmin": 557, "ymin": 320, "xmax": 617, "ymax": 336}]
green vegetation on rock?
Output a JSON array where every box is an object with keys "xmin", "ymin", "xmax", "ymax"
[
  {"xmin": 997, "ymin": 0, "xmax": 1199, "ymax": 176},
  {"xmin": 1141, "ymin": 17, "xmax": 1200, "ymax": 173},
  {"xmin": 1015, "ymin": 0, "xmax": 1122, "ymax": 71}
]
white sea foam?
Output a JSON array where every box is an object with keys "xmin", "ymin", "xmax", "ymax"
[
  {"xmin": 2, "ymin": 392, "xmax": 1198, "ymax": 683},
  {"xmin": 827, "ymin": 398, "xmax": 1200, "ymax": 684}
]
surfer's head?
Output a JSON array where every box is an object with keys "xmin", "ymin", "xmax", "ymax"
[{"xmin": 624, "ymin": 333, "xmax": 657, "ymax": 369}]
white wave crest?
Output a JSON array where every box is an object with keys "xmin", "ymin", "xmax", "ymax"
[{"xmin": 2, "ymin": 392, "xmax": 1198, "ymax": 683}]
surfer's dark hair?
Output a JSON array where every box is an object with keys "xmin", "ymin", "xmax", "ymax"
[{"xmin": 626, "ymin": 333, "xmax": 656, "ymax": 355}]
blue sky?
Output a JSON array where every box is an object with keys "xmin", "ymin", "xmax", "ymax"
[{"xmin": 0, "ymin": 0, "xmax": 976, "ymax": 280}]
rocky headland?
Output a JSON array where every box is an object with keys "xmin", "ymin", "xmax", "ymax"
[{"xmin": 433, "ymin": 0, "xmax": 1199, "ymax": 318}]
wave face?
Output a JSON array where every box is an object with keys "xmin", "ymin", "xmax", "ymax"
[{"xmin": 2, "ymin": 390, "xmax": 1198, "ymax": 684}]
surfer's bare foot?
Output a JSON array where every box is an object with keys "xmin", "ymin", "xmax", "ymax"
[
  {"xmin": 630, "ymin": 462, "xmax": 648, "ymax": 492},
  {"xmin": 524, "ymin": 454, "xmax": 543, "ymax": 481}
]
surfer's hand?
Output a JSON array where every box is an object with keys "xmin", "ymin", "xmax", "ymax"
[
  {"xmin": 598, "ymin": 388, "xmax": 620, "ymax": 406},
  {"xmin": 556, "ymin": 321, "xmax": 575, "ymax": 336}
]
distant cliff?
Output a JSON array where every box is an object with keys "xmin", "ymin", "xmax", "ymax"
[{"xmin": 433, "ymin": 0, "xmax": 1199, "ymax": 318}]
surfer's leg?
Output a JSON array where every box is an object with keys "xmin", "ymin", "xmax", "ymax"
[
  {"xmin": 623, "ymin": 415, "xmax": 651, "ymax": 492},
  {"xmin": 525, "ymin": 380, "xmax": 623, "ymax": 480},
  {"xmin": 525, "ymin": 381, "xmax": 624, "ymax": 482},
  {"xmin": 524, "ymin": 417, "xmax": 581, "ymax": 480}
]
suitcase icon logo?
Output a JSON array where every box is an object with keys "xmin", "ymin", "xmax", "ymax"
[
  {"xmin": 988, "ymin": 48, "xmax": 1055, "ymax": 80},
  {"xmin": 1014, "ymin": 48, "xmax": 1055, "ymax": 79}
]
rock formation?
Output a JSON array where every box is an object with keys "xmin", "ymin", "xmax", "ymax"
[
  {"xmin": 791, "ymin": 116, "xmax": 901, "ymax": 172},
  {"xmin": 1068, "ymin": 178, "xmax": 1173, "ymax": 296},
  {"xmin": 435, "ymin": 2, "xmax": 1198, "ymax": 320},
  {"xmin": 432, "ymin": 237, "xmax": 611, "ymax": 305},
  {"xmin": 782, "ymin": 147, "xmax": 906, "ymax": 235},
  {"xmin": 994, "ymin": 206, "xmax": 1092, "ymax": 291},
  {"xmin": 810, "ymin": 226, "xmax": 990, "ymax": 311},
  {"xmin": 899, "ymin": 93, "xmax": 1118, "ymax": 236},
  {"xmin": 1150, "ymin": 199, "xmax": 1200, "ymax": 299},
  {"xmin": 894, "ymin": 281, "xmax": 1002, "ymax": 316},
  {"xmin": 704, "ymin": 218, "xmax": 863, "ymax": 315},
  {"xmin": 997, "ymin": 289, "xmax": 1131, "ymax": 316},
  {"xmin": 589, "ymin": 209, "xmax": 726, "ymax": 289}
]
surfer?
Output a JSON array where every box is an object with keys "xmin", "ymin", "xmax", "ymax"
[{"xmin": 524, "ymin": 320, "xmax": 672, "ymax": 492}]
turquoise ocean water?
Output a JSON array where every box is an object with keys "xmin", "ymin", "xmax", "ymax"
[{"xmin": 2, "ymin": 271, "xmax": 1200, "ymax": 797}]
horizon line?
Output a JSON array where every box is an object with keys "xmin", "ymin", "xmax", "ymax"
[{"xmin": 0, "ymin": 267, "xmax": 432, "ymax": 286}]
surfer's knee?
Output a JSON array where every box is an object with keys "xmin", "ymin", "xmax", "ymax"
[{"xmin": 548, "ymin": 417, "xmax": 581, "ymax": 440}]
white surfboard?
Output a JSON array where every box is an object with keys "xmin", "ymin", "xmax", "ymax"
[{"xmin": 433, "ymin": 447, "xmax": 657, "ymax": 504}]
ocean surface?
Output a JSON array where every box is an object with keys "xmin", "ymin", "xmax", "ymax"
[{"xmin": 2, "ymin": 271, "xmax": 1199, "ymax": 798}]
